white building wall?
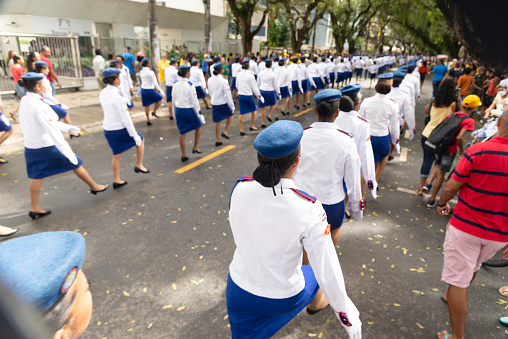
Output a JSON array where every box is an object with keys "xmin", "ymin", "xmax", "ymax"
[
  {"xmin": 112, "ymin": 23, "xmax": 135, "ymax": 38},
  {"xmin": 0, "ymin": 14, "xmax": 34, "ymax": 35}
]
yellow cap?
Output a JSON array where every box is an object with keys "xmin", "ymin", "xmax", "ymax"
[{"xmin": 462, "ymin": 95, "xmax": 482, "ymax": 108}]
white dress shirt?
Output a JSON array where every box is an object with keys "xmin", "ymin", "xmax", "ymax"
[
  {"xmin": 275, "ymin": 66, "xmax": 291, "ymax": 89},
  {"xmin": 190, "ymin": 65, "xmax": 207, "ymax": 91},
  {"xmin": 400, "ymin": 79, "xmax": 415, "ymax": 108},
  {"xmin": 368, "ymin": 65, "xmax": 378, "ymax": 75},
  {"xmin": 288, "ymin": 63, "xmax": 302, "ymax": 92},
  {"xmin": 300, "ymin": 63, "xmax": 315, "ymax": 87},
  {"xmin": 140, "ymin": 67, "xmax": 163, "ymax": 93},
  {"xmin": 42, "ymin": 76, "xmax": 61, "ymax": 106},
  {"xmin": 119, "ymin": 65, "xmax": 133, "ymax": 100},
  {"xmin": 257, "ymin": 68, "xmax": 279, "ymax": 94},
  {"xmin": 354, "ymin": 60, "xmax": 365, "ymax": 69},
  {"xmin": 388, "ymin": 87, "xmax": 415, "ymax": 136},
  {"xmin": 336, "ymin": 62, "xmax": 346, "ymax": 73},
  {"xmin": 236, "ymin": 70, "xmax": 261, "ymax": 97},
  {"xmin": 258, "ymin": 61, "xmax": 266, "ymax": 72},
  {"xmin": 326, "ymin": 61, "xmax": 336, "ymax": 78},
  {"xmin": 335, "ymin": 111, "xmax": 377, "ymax": 197},
  {"xmin": 172, "ymin": 78, "xmax": 201, "ymax": 117},
  {"xmin": 231, "ymin": 62, "xmax": 242, "ymax": 78},
  {"xmin": 359, "ymin": 93, "xmax": 400, "ymax": 145},
  {"xmin": 318, "ymin": 62, "xmax": 329, "ymax": 82},
  {"xmin": 229, "ymin": 177, "xmax": 361, "ymax": 336},
  {"xmin": 345, "ymin": 62, "xmax": 352, "ymax": 72},
  {"xmin": 93, "ymin": 55, "xmax": 105, "ymax": 76},
  {"xmin": 100, "ymin": 84, "xmax": 137, "ymax": 137},
  {"xmin": 164, "ymin": 65, "xmax": 180, "ymax": 87},
  {"xmin": 294, "ymin": 122, "xmax": 362, "ymax": 210},
  {"xmin": 249, "ymin": 60, "xmax": 259, "ymax": 76},
  {"xmin": 208, "ymin": 74, "xmax": 234, "ymax": 110}
]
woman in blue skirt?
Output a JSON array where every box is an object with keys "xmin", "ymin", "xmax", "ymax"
[
  {"xmin": 236, "ymin": 60, "xmax": 264, "ymax": 135},
  {"xmin": 208, "ymin": 63, "xmax": 234, "ymax": 146},
  {"xmin": 257, "ymin": 59, "xmax": 280, "ymax": 127},
  {"xmin": 18, "ymin": 73, "xmax": 109, "ymax": 220},
  {"xmin": 99, "ymin": 67, "xmax": 149, "ymax": 189},
  {"xmin": 139, "ymin": 58, "xmax": 165, "ymax": 126},
  {"xmin": 34, "ymin": 61, "xmax": 80, "ymax": 139},
  {"xmin": 275, "ymin": 58, "xmax": 292, "ymax": 116},
  {"xmin": 190, "ymin": 59, "xmax": 212, "ymax": 110},
  {"xmin": 172, "ymin": 65, "xmax": 205, "ymax": 162}
]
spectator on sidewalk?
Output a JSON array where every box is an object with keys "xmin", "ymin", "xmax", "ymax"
[
  {"xmin": 8, "ymin": 55, "xmax": 26, "ymax": 121},
  {"xmin": 0, "ymin": 97, "xmax": 14, "ymax": 164},
  {"xmin": 93, "ymin": 48, "xmax": 106, "ymax": 90},
  {"xmin": 105, "ymin": 53, "xmax": 114, "ymax": 68},
  {"xmin": 419, "ymin": 61, "xmax": 428, "ymax": 87},
  {"xmin": 122, "ymin": 47, "xmax": 137, "ymax": 86},
  {"xmin": 158, "ymin": 52, "xmax": 171, "ymax": 88},
  {"xmin": 40, "ymin": 46, "xmax": 61, "ymax": 96},
  {"xmin": 470, "ymin": 66, "xmax": 486, "ymax": 99},
  {"xmin": 436, "ymin": 109, "xmax": 508, "ymax": 339},
  {"xmin": 431, "ymin": 59, "xmax": 448, "ymax": 97},
  {"xmin": 456, "ymin": 68, "xmax": 474, "ymax": 101}
]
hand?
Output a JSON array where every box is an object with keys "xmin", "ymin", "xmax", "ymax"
[
  {"xmin": 229, "ymin": 105, "xmax": 235, "ymax": 112},
  {"xmin": 57, "ymin": 82, "xmax": 62, "ymax": 88},
  {"xmin": 502, "ymin": 246, "xmax": 508, "ymax": 260},
  {"xmin": 437, "ymin": 202, "xmax": 451, "ymax": 216},
  {"xmin": 60, "ymin": 104, "xmax": 69, "ymax": 110},
  {"xmin": 199, "ymin": 114, "xmax": 206, "ymax": 124},
  {"xmin": 409, "ymin": 129, "xmax": 415, "ymax": 141},
  {"xmin": 395, "ymin": 144, "xmax": 401, "ymax": 154},
  {"xmin": 68, "ymin": 126, "xmax": 80, "ymax": 134},
  {"xmin": 352, "ymin": 210, "xmax": 363, "ymax": 221},
  {"xmin": 259, "ymin": 95, "xmax": 265, "ymax": 104},
  {"xmin": 133, "ymin": 134, "xmax": 142, "ymax": 146},
  {"xmin": 68, "ymin": 154, "xmax": 78, "ymax": 165}
]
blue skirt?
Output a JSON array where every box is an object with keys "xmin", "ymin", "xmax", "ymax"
[
  {"xmin": 258, "ymin": 90, "xmax": 277, "ymax": 108},
  {"xmin": 104, "ymin": 128, "xmax": 143, "ymax": 155},
  {"xmin": 175, "ymin": 107, "xmax": 202, "ymax": 134},
  {"xmin": 370, "ymin": 72, "xmax": 377, "ymax": 79},
  {"xmin": 226, "ymin": 265, "xmax": 319, "ymax": 339},
  {"xmin": 166, "ymin": 86, "xmax": 173, "ymax": 102},
  {"xmin": 141, "ymin": 88, "xmax": 163, "ymax": 107},
  {"xmin": 336, "ymin": 72, "xmax": 345, "ymax": 83},
  {"xmin": 291, "ymin": 81, "xmax": 301, "ymax": 94},
  {"xmin": 355, "ymin": 68, "xmax": 363, "ymax": 76},
  {"xmin": 25, "ymin": 145, "xmax": 83, "ymax": 179},
  {"xmin": 50, "ymin": 105, "xmax": 67, "ymax": 120},
  {"xmin": 239, "ymin": 95, "xmax": 257, "ymax": 115},
  {"xmin": 0, "ymin": 113, "xmax": 12, "ymax": 132},
  {"xmin": 231, "ymin": 77, "xmax": 237, "ymax": 90},
  {"xmin": 312, "ymin": 77, "xmax": 325, "ymax": 90},
  {"xmin": 196, "ymin": 86, "xmax": 206, "ymax": 99},
  {"xmin": 346, "ymin": 71, "xmax": 352, "ymax": 79},
  {"xmin": 301, "ymin": 80, "xmax": 309, "ymax": 93},
  {"xmin": 329, "ymin": 73, "xmax": 335, "ymax": 84},
  {"xmin": 371, "ymin": 135, "xmax": 391, "ymax": 163},
  {"xmin": 279, "ymin": 86, "xmax": 290, "ymax": 99},
  {"xmin": 322, "ymin": 200, "xmax": 346, "ymax": 230},
  {"xmin": 212, "ymin": 104, "xmax": 234, "ymax": 123}
]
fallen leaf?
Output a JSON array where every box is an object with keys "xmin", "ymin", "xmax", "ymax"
[
  {"xmin": 163, "ymin": 305, "xmax": 174, "ymax": 309},
  {"xmin": 147, "ymin": 322, "xmax": 153, "ymax": 329},
  {"xmin": 172, "ymin": 283, "xmax": 177, "ymax": 291},
  {"xmin": 143, "ymin": 287, "xmax": 147, "ymax": 293},
  {"xmin": 176, "ymin": 306, "xmax": 185, "ymax": 311},
  {"xmin": 416, "ymin": 323, "xmax": 424, "ymax": 329},
  {"xmin": 393, "ymin": 303, "xmax": 401, "ymax": 307},
  {"xmin": 182, "ymin": 266, "xmax": 186, "ymax": 271},
  {"xmin": 123, "ymin": 291, "xmax": 130, "ymax": 297}
]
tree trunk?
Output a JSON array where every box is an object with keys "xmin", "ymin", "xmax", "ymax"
[
  {"xmin": 148, "ymin": 0, "xmax": 160, "ymax": 73},
  {"xmin": 203, "ymin": 0, "xmax": 211, "ymax": 53}
]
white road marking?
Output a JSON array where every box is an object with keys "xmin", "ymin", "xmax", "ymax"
[
  {"xmin": 399, "ymin": 147, "xmax": 408, "ymax": 162},
  {"xmin": 396, "ymin": 187, "xmax": 457, "ymax": 204},
  {"xmin": 405, "ymin": 129, "xmax": 410, "ymax": 139}
]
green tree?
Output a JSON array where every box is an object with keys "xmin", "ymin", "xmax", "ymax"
[
  {"xmin": 266, "ymin": 8, "xmax": 290, "ymax": 47},
  {"xmin": 227, "ymin": 0, "xmax": 269, "ymax": 55}
]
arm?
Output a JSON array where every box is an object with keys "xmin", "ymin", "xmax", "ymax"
[
  {"xmin": 389, "ymin": 105, "xmax": 400, "ymax": 147},
  {"xmin": 404, "ymin": 96, "xmax": 416, "ymax": 139},
  {"xmin": 152, "ymin": 71, "xmax": 164, "ymax": 94},
  {"xmin": 189, "ymin": 85, "xmax": 201, "ymax": 117},
  {"xmin": 224, "ymin": 81, "xmax": 235, "ymax": 111},
  {"xmin": 485, "ymin": 99, "xmax": 497, "ymax": 117},
  {"xmin": 116, "ymin": 94, "xmax": 137, "ymax": 137},
  {"xmin": 36, "ymin": 105, "xmax": 77, "ymax": 163},
  {"xmin": 297, "ymin": 68, "xmax": 303, "ymax": 93},
  {"xmin": 273, "ymin": 73, "xmax": 280, "ymax": 96},
  {"xmin": 307, "ymin": 69, "xmax": 316, "ymax": 88},
  {"xmin": 49, "ymin": 68, "xmax": 61, "ymax": 87},
  {"xmin": 456, "ymin": 128, "xmax": 469, "ymax": 155},
  {"xmin": 251, "ymin": 75, "xmax": 261, "ymax": 98},
  {"xmin": 359, "ymin": 125, "xmax": 377, "ymax": 198},
  {"xmin": 343, "ymin": 142, "xmax": 363, "ymax": 219},
  {"xmin": 200, "ymin": 70, "xmax": 208, "ymax": 92}
]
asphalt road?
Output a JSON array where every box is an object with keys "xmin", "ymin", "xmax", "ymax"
[{"xmin": 1, "ymin": 78, "xmax": 507, "ymax": 339}]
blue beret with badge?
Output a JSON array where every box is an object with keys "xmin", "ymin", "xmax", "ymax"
[
  {"xmin": 340, "ymin": 84, "xmax": 361, "ymax": 96},
  {"xmin": 170, "ymin": 58, "xmax": 178, "ymax": 64},
  {"xmin": 377, "ymin": 72, "xmax": 394, "ymax": 79},
  {"xmin": 253, "ymin": 120, "xmax": 303, "ymax": 158},
  {"xmin": 313, "ymin": 88, "xmax": 342, "ymax": 102},
  {"xmin": 179, "ymin": 64, "xmax": 190, "ymax": 71},
  {"xmin": 110, "ymin": 60, "xmax": 120, "ymax": 67},
  {"xmin": 0, "ymin": 231, "xmax": 86, "ymax": 312},
  {"xmin": 102, "ymin": 67, "xmax": 121, "ymax": 77},
  {"xmin": 213, "ymin": 63, "xmax": 223, "ymax": 71},
  {"xmin": 393, "ymin": 71, "xmax": 406, "ymax": 78},
  {"xmin": 34, "ymin": 61, "xmax": 48, "ymax": 68},
  {"xmin": 242, "ymin": 59, "xmax": 250, "ymax": 65},
  {"xmin": 265, "ymin": 59, "xmax": 272, "ymax": 63},
  {"xmin": 21, "ymin": 72, "xmax": 44, "ymax": 80}
]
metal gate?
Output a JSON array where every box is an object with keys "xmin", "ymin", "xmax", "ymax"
[{"xmin": 0, "ymin": 34, "xmax": 84, "ymax": 94}]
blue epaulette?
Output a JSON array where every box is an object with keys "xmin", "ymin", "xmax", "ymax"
[
  {"xmin": 188, "ymin": 81, "xmax": 193, "ymax": 86},
  {"xmin": 290, "ymin": 188, "xmax": 316, "ymax": 203}
]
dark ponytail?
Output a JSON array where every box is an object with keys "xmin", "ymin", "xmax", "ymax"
[
  {"xmin": 178, "ymin": 69, "xmax": 189, "ymax": 77},
  {"xmin": 253, "ymin": 145, "xmax": 300, "ymax": 195},
  {"xmin": 213, "ymin": 67, "xmax": 221, "ymax": 76},
  {"xmin": 103, "ymin": 75, "xmax": 118, "ymax": 85},
  {"xmin": 316, "ymin": 100, "xmax": 339, "ymax": 119},
  {"xmin": 18, "ymin": 78, "xmax": 40, "ymax": 92}
]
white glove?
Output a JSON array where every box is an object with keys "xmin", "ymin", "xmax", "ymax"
[
  {"xmin": 133, "ymin": 134, "xmax": 142, "ymax": 147},
  {"xmin": 258, "ymin": 95, "xmax": 265, "ymax": 104},
  {"xmin": 395, "ymin": 143, "xmax": 401, "ymax": 154},
  {"xmin": 62, "ymin": 149, "xmax": 78, "ymax": 165},
  {"xmin": 409, "ymin": 129, "xmax": 415, "ymax": 141},
  {"xmin": 338, "ymin": 300, "xmax": 362, "ymax": 339},
  {"xmin": 159, "ymin": 90, "xmax": 165, "ymax": 97},
  {"xmin": 229, "ymin": 105, "xmax": 235, "ymax": 112},
  {"xmin": 205, "ymin": 88, "xmax": 209, "ymax": 95},
  {"xmin": 68, "ymin": 126, "xmax": 80, "ymax": 134},
  {"xmin": 352, "ymin": 210, "xmax": 363, "ymax": 221},
  {"xmin": 199, "ymin": 114, "xmax": 206, "ymax": 124},
  {"xmin": 60, "ymin": 103, "xmax": 69, "ymax": 110}
]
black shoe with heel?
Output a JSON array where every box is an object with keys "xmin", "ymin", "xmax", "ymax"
[
  {"xmin": 240, "ymin": 131, "xmax": 246, "ymax": 136},
  {"xmin": 134, "ymin": 167, "xmax": 150, "ymax": 174},
  {"xmin": 91, "ymin": 184, "xmax": 110, "ymax": 195},
  {"xmin": 113, "ymin": 181, "xmax": 128, "ymax": 189},
  {"xmin": 250, "ymin": 127, "xmax": 258, "ymax": 131},
  {"xmin": 29, "ymin": 210, "xmax": 51, "ymax": 220},
  {"xmin": 181, "ymin": 156, "xmax": 189, "ymax": 162},
  {"xmin": 267, "ymin": 117, "xmax": 272, "ymax": 122},
  {"xmin": 151, "ymin": 112, "xmax": 159, "ymax": 118},
  {"xmin": 215, "ymin": 141, "xmax": 223, "ymax": 146},
  {"xmin": 221, "ymin": 132, "xmax": 230, "ymax": 139},
  {"xmin": 192, "ymin": 149, "xmax": 202, "ymax": 154}
]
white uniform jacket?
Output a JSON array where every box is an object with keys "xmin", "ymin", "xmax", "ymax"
[
  {"xmin": 301, "ymin": 63, "xmax": 315, "ymax": 88},
  {"xmin": 164, "ymin": 65, "xmax": 180, "ymax": 87},
  {"xmin": 294, "ymin": 122, "xmax": 363, "ymax": 210},
  {"xmin": 318, "ymin": 62, "xmax": 329, "ymax": 82},
  {"xmin": 140, "ymin": 67, "xmax": 164, "ymax": 94},
  {"xmin": 257, "ymin": 68, "xmax": 280, "ymax": 94},
  {"xmin": 335, "ymin": 111, "xmax": 377, "ymax": 197},
  {"xmin": 172, "ymin": 78, "xmax": 201, "ymax": 117},
  {"xmin": 100, "ymin": 84, "xmax": 137, "ymax": 137},
  {"xmin": 405, "ymin": 72, "xmax": 420, "ymax": 103},
  {"xmin": 258, "ymin": 61, "xmax": 266, "ymax": 72},
  {"xmin": 275, "ymin": 66, "xmax": 291, "ymax": 91},
  {"xmin": 236, "ymin": 70, "xmax": 262, "ymax": 98},
  {"xmin": 359, "ymin": 93, "xmax": 400, "ymax": 146},
  {"xmin": 229, "ymin": 177, "xmax": 362, "ymax": 337},
  {"xmin": 249, "ymin": 60, "xmax": 259, "ymax": 77},
  {"xmin": 308, "ymin": 63, "xmax": 324, "ymax": 84},
  {"xmin": 208, "ymin": 74, "xmax": 235, "ymax": 111},
  {"xmin": 326, "ymin": 61, "xmax": 336, "ymax": 79},
  {"xmin": 231, "ymin": 62, "xmax": 242, "ymax": 78},
  {"xmin": 288, "ymin": 63, "xmax": 302, "ymax": 93},
  {"xmin": 120, "ymin": 65, "xmax": 133, "ymax": 100},
  {"xmin": 336, "ymin": 62, "xmax": 346, "ymax": 73},
  {"xmin": 190, "ymin": 65, "xmax": 207, "ymax": 92},
  {"xmin": 388, "ymin": 87, "xmax": 415, "ymax": 139}
]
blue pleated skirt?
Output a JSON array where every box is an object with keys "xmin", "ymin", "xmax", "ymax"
[
  {"xmin": 239, "ymin": 95, "xmax": 257, "ymax": 115},
  {"xmin": 371, "ymin": 135, "xmax": 391, "ymax": 163},
  {"xmin": 355, "ymin": 68, "xmax": 363, "ymax": 76},
  {"xmin": 166, "ymin": 86, "xmax": 173, "ymax": 102},
  {"xmin": 0, "ymin": 112, "xmax": 12, "ymax": 132},
  {"xmin": 258, "ymin": 90, "xmax": 277, "ymax": 108},
  {"xmin": 212, "ymin": 104, "xmax": 234, "ymax": 123},
  {"xmin": 329, "ymin": 73, "xmax": 335, "ymax": 84},
  {"xmin": 141, "ymin": 88, "xmax": 163, "ymax": 107},
  {"xmin": 226, "ymin": 265, "xmax": 319, "ymax": 339},
  {"xmin": 336, "ymin": 72, "xmax": 345, "ymax": 83},
  {"xmin": 196, "ymin": 86, "xmax": 206, "ymax": 99},
  {"xmin": 231, "ymin": 77, "xmax": 237, "ymax": 90},
  {"xmin": 291, "ymin": 81, "xmax": 301, "ymax": 94},
  {"xmin": 312, "ymin": 77, "xmax": 325, "ymax": 90},
  {"xmin": 322, "ymin": 200, "xmax": 346, "ymax": 230},
  {"xmin": 25, "ymin": 145, "xmax": 83, "ymax": 179},
  {"xmin": 175, "ymin": 107, "xmax": 202, "ymax": 134},
  {"xmin": 279, "ymin": 86, "xmax": 290, "ymax": 99},
  {"xmin": 50, "ymin": 105, "xmax": 67, "ymax": 120},
  {"xmin": 104, "ymin": 128, "xmax": 143, "ymax": 155}
]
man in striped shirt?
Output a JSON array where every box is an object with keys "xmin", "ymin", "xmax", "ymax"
[{"xmin": 436, "ymin": 110, "xmax": 508, "ymax": 339}]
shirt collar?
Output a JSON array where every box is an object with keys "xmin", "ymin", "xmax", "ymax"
[
  {"xmin": 311, "ymin": 121, "xmax": 338, "ymax": 129},
  {"xmin": 26, "ymin": 92, "xmax": 42, "ymax": 100},
  {"xmin": 491, "ymin": 136, "xmax": 508, "ymax": 145}
]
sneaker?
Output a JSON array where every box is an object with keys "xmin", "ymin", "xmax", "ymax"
[
  {"xmin": 426, "ymin": 199, "xmax": 436, "ymax": 208},
  {"xmin": 421, "ymin": 184, "xmax": 432, "ymax": 194}
]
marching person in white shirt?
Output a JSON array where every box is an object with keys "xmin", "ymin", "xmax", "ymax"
[
  {"xmin": 139, "ymin": 58, "xmax": 164, "ymax": 126},
  {"xmin": 18, "ymin": 73, "xmax": 108, "ymax": 220},
  {"xmin": 230, "ymin": 56, "xmax": 242, "ymax": 101},
  {"xmin": 208, "ymin": 63, "xmax": 235, "ymax": 146},
  {"xmin": 227, "ymin": 120, "xmax": 362, "ymax": 339},
  {"xmin": 300, "ymin": 56, "xmax": 314, "ymax": 107},
  {"xmin": 257, "ymin": 59, "xmax": 280, "ymax": 127},
  {"xmin": 288, "ymin": 57, "xmax": 303, "ymax": 110},
  {"xmin": 190, "ymin": 59, "xmax": 212, "ymax": 110},
  {"xmin": 275, "ymin": 58, "xmax": 292, "ymax": 117},
  {"xmin": 165, "ymin": 58, "xmax": 180, "ymax": 120},
  {"xmin": 99, "ymin": 67, "xmax": 149, "ymax": 190},
  {"xmin": 258, "ymin": 56, "xmax": 266, "ymax": 73},
  {"xmin": 405, "ymin": 64, "xmax": 421, "ymax": 104},
  {"xmin": 367, "ymin": 61, "xmax": 378, "ymax": 88},
  {"xmin": 354, "ymin": 58, "xmax": 365, "ymax": 83},
  {"xmin": 336, "ymin": 58, "xmax": 346, "ymax": 88},
  {"xmin": 34, "ymin": 61, "xmax": 79, "ymax": 139},
  {"xmin": 308, "ymin": 57, "xmax": 324, "ymax": 93},
  {"xmin": 327, "ymin": 57, "xmax": 337, "ymax": 88},
  {"xmin": 345, "ymin": 58, "xmax": 353, "ymax": 85},
  {"xmin": 114, "ymin": 56, "xmax": 133, "ymax": 110},
  {"xmin": 172, "ymin": 65, "xmax": 205, "ymax": 162},
  {"xmin": 93, "ymin": 48, "xmax": 106, "ymax": 90},
  {"xmin": 236, "ymin": 59, "xmax": 264, "ymax": 135},
  {"xmin": 359, "ymin": 73, "xmax": 400, "ymax": 183},
  {"xmin": 249, "ymin": 56, "xmax": 259, "ymax": 81},
  {"xmin": 319, "ymin": 56, "xmax": 330, "ymax": 88}
]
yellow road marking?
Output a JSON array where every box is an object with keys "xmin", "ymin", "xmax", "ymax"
[
  {"xmin": 294, "ymin": 108, "xmax": 313, "ymax": 117},
  {"xmin": 399, "ymin": 147, "xmax": 408, "ymax": 162},
  {"xmin": 175, "ymin": 145, "xmax": 236, "ymax": 173}
]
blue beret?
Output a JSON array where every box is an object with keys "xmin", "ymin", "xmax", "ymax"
[
  {"xmin": 179, "ymin": 64, "xmax": 190, "ymax": 71},
  {"xmin": 280, "ymin": 58, "xmax": 286, "ymax": 62},
  {"xmin": 213, "ymin": 63, "xmax": 223, "ymax": 70},
  {"xmin": 253, "ymin": 121, "xmax": 303, "ymax": 158},
  {"xmin": 213, "ymin": 56, "xmax": 220, "ymax": 61},
  {"xmin": 397, "ymin": 68, "xmax": 407, "ymax": 74},
  {"xmin": 398, "ymin": 65, "xmax": 409, "ymax": 71},
  {"xmin": 377, "ymin": 72, "xmax": 394, "ymax": 79},
  {"xmin": 102, "ymin": 67, "xmax": 121, "ymax": 77},
  {"xmin": 170, "ymin": 58, "xmax": 178, "ymax": 63},
  {"xmin": 340, "ymin": 84, "xmax": 361, "ymax": 96},
  {"xmin": 34, "ymin": 61, "xmax": 48, "ymax": 68},
  {"xmin": 408, "ymin": 61, "xmax": 417, "ymax": 67},
  {"xmin": 235, "ymin": 56, "xmax": 240, "ymax": 60},
  {"xmin": 141, "ymin": 57, "xmax": 149, "ymax": 63},
  {"xmin": 110, "ymin": 60, "xmax": 119, "ymax": 66},
  {"xmin": 242, "ymin": 59, "xmax": 250, "ymax": 64},
  {"xmin": 322, "ymin": 57, "xmax": 326, "ymax": 61},
  {"xmin": 313, "ymin": 88, "xmax": 342, "ymax": 102},
  {"xmin": 393, "ymin": 71, "xmax": 406, "ymax": 78},
  {"xmin": 0, "ymin": 231, "xmax": 86, "ymax": 312},
  {"xmin": 20, "ymin": 72, "xmax": 44, "ymax": 80},
  {"xmin": 265, "ymin": 59, "xmax": 272, "ymax": 63}
]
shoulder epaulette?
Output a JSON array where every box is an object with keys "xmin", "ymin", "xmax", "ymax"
[
  {"xmin": 389, "ymin": 98, "xmax": 397, "ymax": 103},
  {"xmin": 357, "ymin": 116, "xmax": 368, "ymax": 123},
  {"xmin": 337, "ymin": 129, "xmax": 353, "ymax": 138},
  {"xmin": 237, "ymin": 176, "xmax": 254, "ymax": 182},
  {"xmin": 290, "ymin": 188, "xmax": 316, "ymax": 203},
  {"xmin": 303, "ymin": 127, "xmax": 312, "ymax": 130},
  {"xmin": 188, "ymin": 81, "xmax": 193, "ymax": 86}
]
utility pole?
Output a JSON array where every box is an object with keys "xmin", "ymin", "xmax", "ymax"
[
  {"xmin": 203, "ymin": 0, "xmax": 211, "ymax": 54},
  {"xmin": 149, "ymin": 0, "xmax": 160, "ymax": 74}
]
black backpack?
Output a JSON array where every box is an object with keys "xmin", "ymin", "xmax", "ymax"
[{"xmin": 424, "ymin": 113, "xmax": 468, "ymax": 154}]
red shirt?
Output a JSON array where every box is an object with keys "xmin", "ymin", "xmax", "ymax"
[
  {"xmin": 451, "ymin": 136, "xmax": 508, "ymax": 242},
  {"xmin": 419, "ymin": 65, "xmax": 428, "ymax": 74},
  {"xmin": 40, "ymin": 55, "xmax": 54, "ymax": 82},
  {"xmin": 444, "ymin": 112, "xmax": 475, "ymax": 154},
  {"xmin": 10, "ymin": 64, "xmax": 25, "ymax": 84}
]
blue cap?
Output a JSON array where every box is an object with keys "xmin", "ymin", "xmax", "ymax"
[
  {"xmin": 253, "ymin": 121, "xmax": 303, "ymax": 158},
  {"xmin": 110, "ymin": 60, "xmax": 120, "ymax": 66},
  {"xmin": 280, "ymin": 58, "xmax": 286, "ymax": 62},
  {"xmin": 141, "ymin": 57, "xmax": 149, "ymax": 63},
  {"xmin": 242, "ymin": 59, "xmax": 250, "ymax": 65},
  {"xmin": 102, "ymin": 67, "xmax": 121, "ymax": 77},
  {"xmin": 170, "ymin": 58, "xmax": 178, "ymax": 64},
  {"xmin": 398, "ymin": 65, "xmax": 408, "ymax": 71},
  {"xmin": 179, "ymin": 64, "xmax": 190, "ymax": 71},
  {"xmin": 235, "ymin": 56, "xmax": 240, "ymax": 60},
  {"xmin": 0, "ymin": 231, "xmax": 86, "ymax": 312},
  {"xmin": 340, "ymin": 84, "xmax": 361, "ymax": 96},
  {"xmin": 213, "ymin": 63, "xmax": 223, "ymax": 71},
  {"xmin": 393, "ymin": 71, "xmax": 406, "ymax": 78},
  {"xmin": 322, "ymin": 57, "xmax": 326, "ymax": 61},
  {"xmin": 265, "ymin": 59, "xmax": 272, "ymax": 63},
  {"xmin": 408, "ymin": 61, "xmax": 417, "ymax": 67},
  {"xmin": 313, "ymin": 88, "xmax": 342, "ymax": 102},
  {"xmin": 34, "ymin": 61, "xmax": 48, "ymax": 68},
  {"xmin": 20, "ymin": 72, "xmax": 44, "ymax": 80},
  {"xmin": 377, "ymin": 72, "xmax": 394, "ymax": 79}
]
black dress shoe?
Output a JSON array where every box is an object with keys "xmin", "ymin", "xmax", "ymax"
[
  {"xmin": 134, "ymin": 166, "xmax": 150, "ymax": 173},
  {"xmin": 181, "ymin": 156, "xmax": 189, "ymax": 162},
  {"xmin": 147, "ymin": 121, "xmax": 153, "ymax": 126},
  {"xmin": 151, "ymin": 112, "xmax": 159, "ymax": 118},
  {"xmin": 388, "ymin": 155, "xmax": 394, "ymax": 161},
  {"xmin": 267, "ymin": 116, "xmax": 272, "ymax": 122},
  {"xmin": 240, "ymin": 131, "xmax": 246, "ymax": 136},
  {"xmin": 250, "ymin": 127, "xmax": 258, "ymax": 131},
  {"xmin": 221, "ymin": 132, "xmax": 230, "ymax": 139},
  {"xmin": 0, "ymin": 228, "xmax": 18, "ymax": 237},
  {"xmin": 306, "ymin": 304, "xmax": 330, "ymax": 315},
  {"xmin": 192, "ymin": 148, "xmax": 202, "ymax": 154},
  {"xmin": 302, "ymin": 104, "xmax": 306, "ymax": 108},
  {"xmin": 275, "ymin": 117, "xmax": 279, "ymax": 121},
  {"xmin": 70, "ymin": 133, "xmax": 80, "ymax": 139},
  {"xmin": 215, "ymin": 141, "xmax": 223, "ymax": 146},
  {"xmin": 113, "ymin": 181, "xmax": 128, "ymax": 189},
  {"xmin": 169, "ymin": 116, "xmax": 174, "ymax": 120},
  {"xmin": 294, "ymin": 105, "xmax": 298, "ymax": 108},
  {"xmin": 281, "ymin": 111, "xmax": 286, "ymax": 116},
  {"xmin": 261, "ymin": 124, "xmax": 267, "ymax": 128},
  {"xmin": 29, "ymin": 210, "xmax": 51, "ymax": 220},
  {"xmin": 295, "ymin": 106, "xmax": 300, "ymax": 110},
  {"xmin": 91, "ymin": 184, "xmax": 110, "ymax": 195}
]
